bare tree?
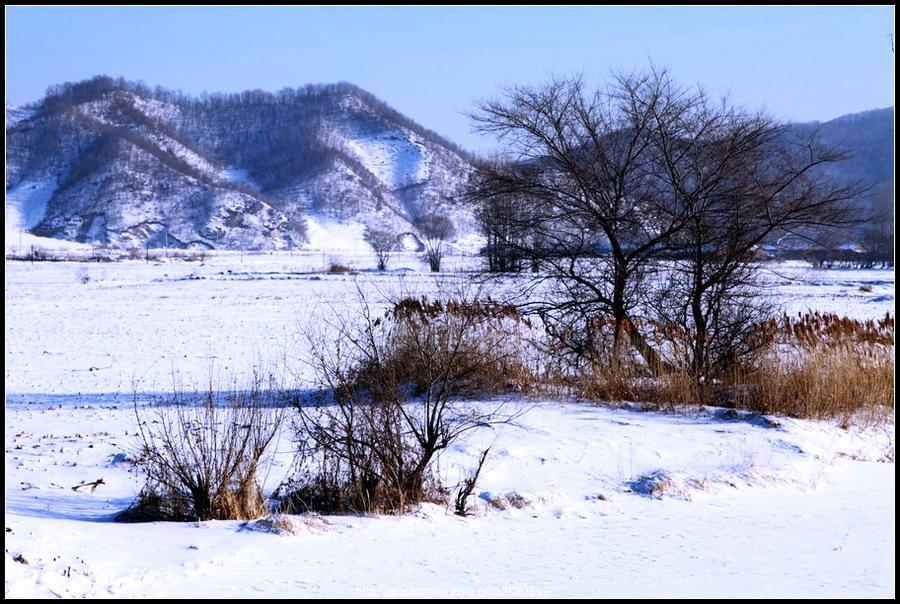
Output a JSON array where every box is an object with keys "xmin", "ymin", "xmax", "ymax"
[
  {"xmin": 649, "ymin": 108, "xmax": 861, "ymax": 381},
  {"xmin": 469, "ymin": 69, "xmax": 860, "ymax": 380},
  {"xmin": 468, "ymin": 71, "xmax": 702, "ymax": 370},
  {"xmin": 413, "ymin": 213, "xmax": 455, "ymax": 272},
  {"xmin": 861, "ymin": 180, "xmax": 894, "ymax": 266},
  {"xmin": 475, "ymin": 187, "xmax": 542, "ymax": 273},
  {"xmin": 363, "ymin": 224, "xmax": 400, "ymax": 270}
]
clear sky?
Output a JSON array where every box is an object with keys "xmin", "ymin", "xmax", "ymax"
[{"xmin": 5, "ymin": 6, "xmax": 894, "ymax": 152}]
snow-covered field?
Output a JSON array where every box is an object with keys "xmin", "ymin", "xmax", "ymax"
[
  {"xmin": 757, "ymin": 261, "xmax": 895, "ymax": 321},
  {"xmin": 5, "ymin": 256, "xmax": 895, "ymax": 598}
]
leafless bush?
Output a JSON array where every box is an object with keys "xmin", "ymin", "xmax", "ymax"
[
  {"xmin": 168, "ymin": 249, "xmax": 209, "ymax": 262},
  {"xmin": 75, "ymin": 266, "xmax": 91, "ymax": 284},
  {"xmin": 387, "ymin": 295, "xmax": 539, "ymax": 396},
  {"xmin": 119, "ymin": 375, "xmax": 284, "ymax": 522},
  {"xmin": 323, "ymin": 255, "xmax": 353, "ymax": 274},
  {"xmin": 285, "ymin": 283, "xmax": 525, "ymax": 514},
  {"xmin": 536, "ymin": 313, "xmax": 680, "ymax": 403},
  {"xmin": 6, "ymin": 246, "xmax": 57, "ymax": 262},
  {"xmin": 455, "ymin": 448, "xmax": 490, "ymax": 516}
]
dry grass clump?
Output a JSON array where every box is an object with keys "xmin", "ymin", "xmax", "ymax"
[
  {"xmin": 724, "ymin": 312, "xmax": 895, "ymax": 422},
  {"xmin": 567, "ymin": 311, "xmax": 893, "ymax": 421},
  {"xmin": 731, "ymin": 347, "xmax": 894, "ymax": 423},
  {"xmin": 577, "ymin": 364, "xmax": 705, "ymax": 410},
  {"xmin": 166, "ymin": 249, "xmax": 209, "ymax": 262},
  {"xmin": 749, "ymin": 312, "xmax": 894, "ymax": 348},
  {"xmin": 239, "ymin": 514, "xmax": 310, "ymax": 535},
  {"xmin": 488, "ymin": 491, "xmax": 532, "ymax": 510},
  {"xmin": 385, "ymin": 296, "xmax": 538, "ymax": 396}
]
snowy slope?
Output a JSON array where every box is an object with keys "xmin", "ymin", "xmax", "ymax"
[
  {"xmin": 343, "ymin": 132, "xmax": 431, "ymax": 190},
  {"xmin": 302, "ymin": 216, "xmax": 371, "ymax": 254},
  {"xmin": 5, "ymin": 180, "xmax": 56, "ymax": 232},
  {"xmin": 3, "ymin": 180, "xmax": 97, "ymax": 253},
  {"xmin": 5, "ymin": 102, "xmax": 33, "ymax": 128}
]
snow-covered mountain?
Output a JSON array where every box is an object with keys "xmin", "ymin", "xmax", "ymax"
[{"xmin": 6, "ymin": 77, "xmax": 476, "ymax": 250}]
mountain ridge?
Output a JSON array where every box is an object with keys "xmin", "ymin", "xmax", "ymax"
[
  {"xmin": 5, "ymin": 76, "xmax": 893, "ymax": 251},
  {"xmin": 6, "ymin": 76, "xmax": 476, "ymax": 251}
]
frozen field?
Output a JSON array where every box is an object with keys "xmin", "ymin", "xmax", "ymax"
[{"xmin": 4, "ymin": 255, "xmax": 896, "ymax": 598}]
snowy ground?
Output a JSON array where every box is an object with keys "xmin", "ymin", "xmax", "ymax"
[
  {"xmin": 757, "ymin": 261, "xmax": 895, "ymax": 321},
  {"xmin": 4, "ymin": 257, "xmax": 895, "ymax": 598},
  {"xmin": 5, "ymin": 400, "xmax": 894, "ymax": 598}
]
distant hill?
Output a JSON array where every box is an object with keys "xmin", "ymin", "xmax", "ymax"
[
  {"xmin": 790, "ymin": 107, "xmax": 893, "ymax": 190},
  {"xmin": 6, "ymin": 76, "xmax": 475, "ymax": 250}
]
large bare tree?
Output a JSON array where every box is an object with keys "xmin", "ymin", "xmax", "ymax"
[
  {"xmin": 469, "ymin": 69, "xmax": 859, "ymax": 377},
  {"xmin": 469, "ymin": 71, "xmax": 710, "ymax": 369}
]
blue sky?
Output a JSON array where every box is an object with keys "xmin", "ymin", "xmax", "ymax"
[{"xmin": 5, "ymin": 6, "xmax": 894, "ymax": 152}]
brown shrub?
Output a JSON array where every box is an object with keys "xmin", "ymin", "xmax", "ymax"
[
  {"xmin": 287, "ymin": 284, "xmax": 526, "ymax": 514},
  {"xmin": 118, "ymin": 376, "xmax": 283, "ymax": 522}
]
